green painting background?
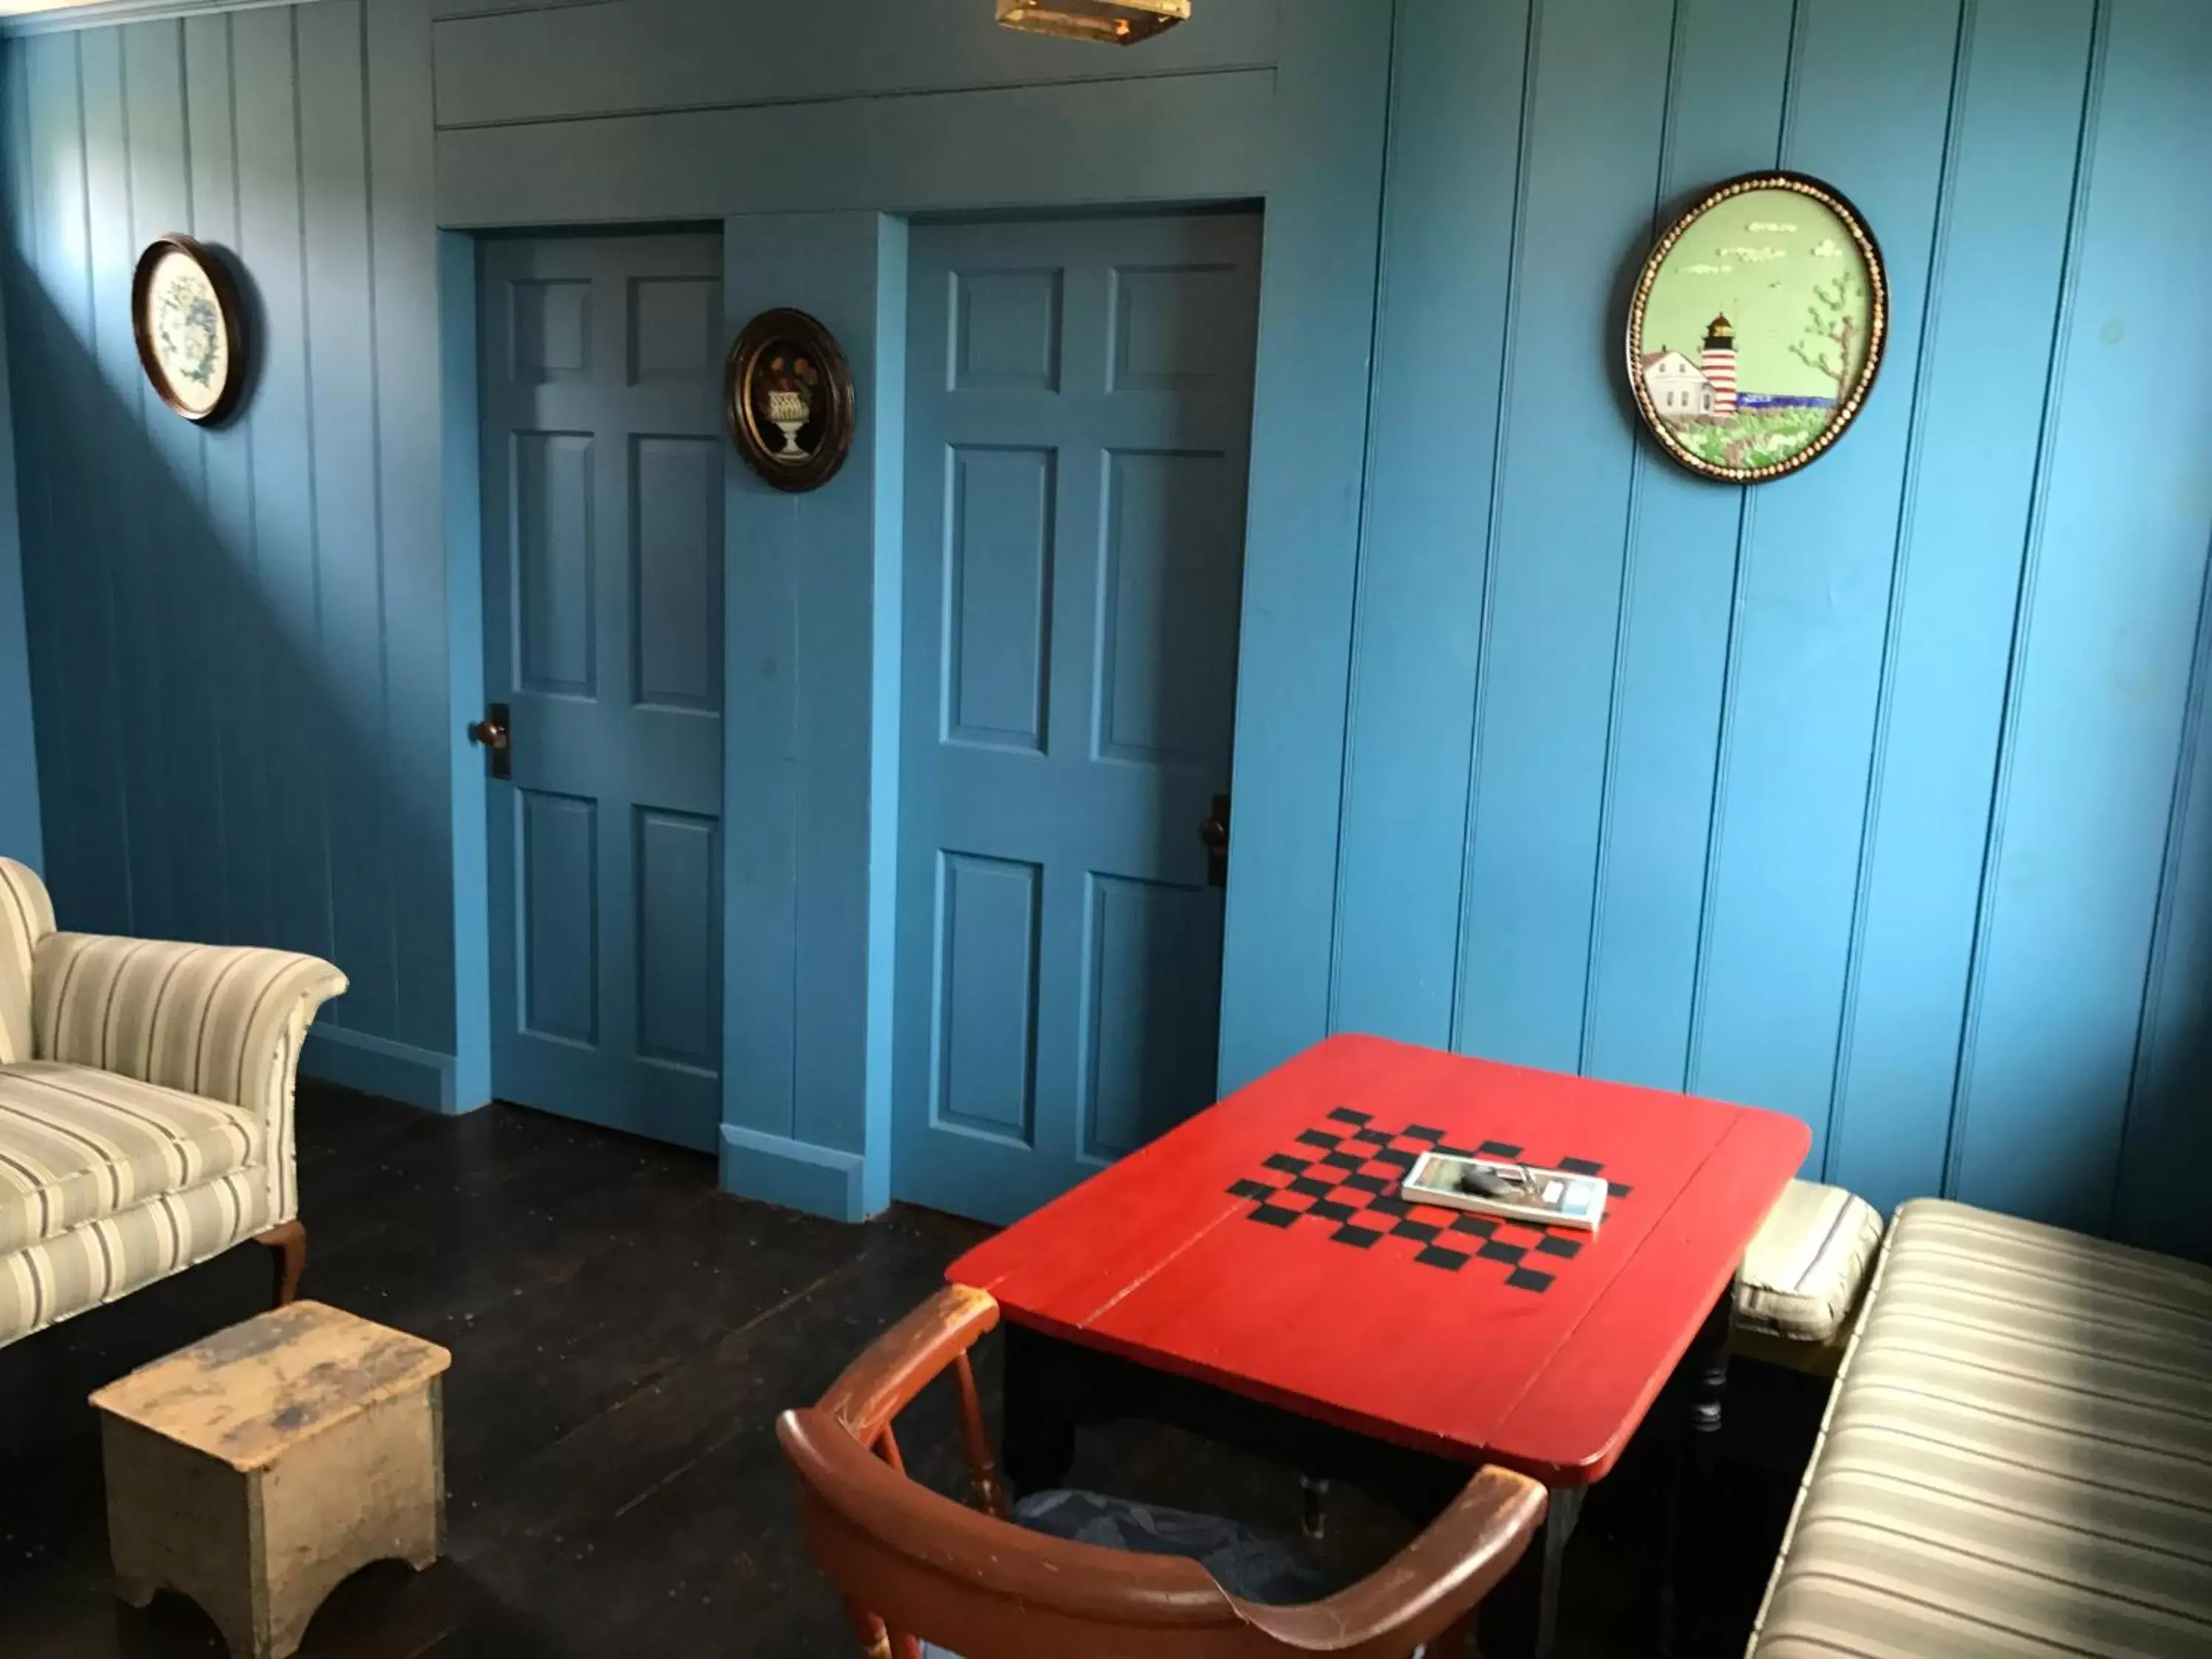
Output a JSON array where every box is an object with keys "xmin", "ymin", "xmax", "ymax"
[{"xmin": 1641, "ymin": 186, "xmax": 1872, "ymax": 400}]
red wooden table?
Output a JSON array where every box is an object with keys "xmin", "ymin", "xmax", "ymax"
[{"xmin": 947, "ymin": 1034, "xmax": 1811, "ymax": 1654}]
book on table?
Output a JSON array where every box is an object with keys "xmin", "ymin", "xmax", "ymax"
[{"xmin": 1400, "ymin": 1153, "xmax": 1607, "ymax": 1232}]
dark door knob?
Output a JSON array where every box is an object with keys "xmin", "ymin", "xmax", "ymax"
[
  {"xmin": 468, "ymin": 703, "xmax": 512, "ymax": 779},
  {"xmin": 1198, "ymin": 793, "xmax": 1230, "ymax": 888}
]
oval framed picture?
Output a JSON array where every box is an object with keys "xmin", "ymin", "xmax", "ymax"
[
  {"xmin": 725, "ymin": 307, "xmax": 855, "ymax": 493},
  {"xmin": 1627, "ymin": 172, "xmax": 1888, "ymax": 483},
  {"xmin": 131, "ymin": 234, "xmax": 246, "ymax": 425}
]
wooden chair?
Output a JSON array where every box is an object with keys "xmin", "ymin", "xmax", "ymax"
[{"xmin": 778, "ymin": 1285, "xmax": 1548, "ymax": 1659}]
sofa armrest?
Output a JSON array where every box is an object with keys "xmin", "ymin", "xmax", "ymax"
[{"xmin": 31, "ymin": 932, "xmax": 347, "ymax": 1123}]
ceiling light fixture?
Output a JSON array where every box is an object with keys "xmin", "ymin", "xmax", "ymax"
[{"xmin": 995, "ymin": 0, "xmax": 1191, "ymax": 46}]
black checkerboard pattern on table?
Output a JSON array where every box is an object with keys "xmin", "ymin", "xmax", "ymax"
[{"xmin": 1225, "ymin": 1107, "xmax": 1634, "ymax": 1294}]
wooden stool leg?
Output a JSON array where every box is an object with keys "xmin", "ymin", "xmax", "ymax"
[{"xmin": 254, "ymin": 1220, "xmax": 307, "ymax": 1309}]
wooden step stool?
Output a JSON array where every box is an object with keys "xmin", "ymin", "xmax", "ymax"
[{"xmin": 90, "ymin": 1300, "xmax": 451, "ymax": 1659}]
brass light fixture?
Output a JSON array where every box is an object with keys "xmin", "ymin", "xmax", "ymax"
[{"xmin": 995, "ymin": 0, "xmax": 1191, "ymax": 46}]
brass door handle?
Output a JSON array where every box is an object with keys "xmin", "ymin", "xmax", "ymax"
[{"xmin": 468, "ymin": 703, "xmax": 511, "ymax": 779}]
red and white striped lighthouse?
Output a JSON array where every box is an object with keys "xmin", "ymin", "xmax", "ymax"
[{"xmin": 1702, "ymin": 314, "xmax": 1739, "ymax": 417}]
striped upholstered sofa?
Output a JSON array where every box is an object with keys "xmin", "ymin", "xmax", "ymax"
[
  {"xmin": 1747, "ymin": 1198, "xmax": 2212, "ymax": 1655},
  {"xmin": 0, "ymin": 860, "xmax": 346, "ymax": 1349}
]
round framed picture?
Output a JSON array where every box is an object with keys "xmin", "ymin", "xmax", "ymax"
[
  {"xmin": 1626, "ymin": 173, "xmax": 1888, "ymax": 484},
  {"xmin": 131, "ymin": 234, "xmax": 246, "ymax": 424},
  {"xmin": 725, "ymin": 308, "xmax": 855, "ymax": 493}
]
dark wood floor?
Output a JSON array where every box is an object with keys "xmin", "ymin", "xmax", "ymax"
[{"xmin": 0, "ymin": 1082, "xmax": 1815, "ymax": 1658}]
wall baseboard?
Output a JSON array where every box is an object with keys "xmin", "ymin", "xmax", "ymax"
[
  {"xmin": 302, "ymin": 1024, "xmax": 479, "ymax": 1115},
  {"xmin": 719, "ymin": 1124, "xmax": 874, "ymax": 1223}
]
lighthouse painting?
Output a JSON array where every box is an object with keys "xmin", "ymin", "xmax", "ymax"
[
  {"xmin": 1627, "ymin": 174, "xmax": 1888, "ymax": 483},
  {"xmin": 1701, "ymin": 315, "xmax": 1739, "ymax": 416}
]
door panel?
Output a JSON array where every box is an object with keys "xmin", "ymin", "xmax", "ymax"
[
  {"xmin": 895, "ymin": 213, "xmax": 1262, "ymax": 1221},
  {"xmin": 481, "ymin": 232, "xmax": 726, "ymax": 1152},
  {"xmin": 521, "ymin": 790, "xmax": 598, "ymax": 1043}
]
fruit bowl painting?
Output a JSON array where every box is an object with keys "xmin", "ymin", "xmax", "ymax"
[
  {"xmin": 726, "ymin": 308, "xmax": 855, "ymax": 493},
  {"xmin": 131, "ymin": 235, "xmax": 247, "ymax": 424},
  {"xmin": 1626, "ymin": 173, "xmax": 1888, "ymax": 484}
]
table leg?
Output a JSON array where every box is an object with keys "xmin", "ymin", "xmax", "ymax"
[
  {"xmin": 1660, "ymin": 1284, "xmax": 1736, "ymax": 1657},
  {"xmin": 1478, "ymin": 1484, "xmax": 1580, "ymax": 1659},
  {"xmin": 1000, "ymin": 1324, "xmax": 1077, "ymax": 1497},
  {"xmin": 1298, "ymin": 1474, "xmax": 1330, "ymax": 1540}
]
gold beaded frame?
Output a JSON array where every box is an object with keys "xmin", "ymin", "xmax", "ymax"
[{"xmin": 1625, "ymin": 172, "xmax": 1888, "ymax": 484}]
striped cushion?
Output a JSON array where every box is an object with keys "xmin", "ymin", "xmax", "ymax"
[
  {"xmin": 0, "ymin": 1167, "xmax": 270, "ymax": 1346},
  {"xmin": 0, "ymin": 1062, "xmax": 263, "ymax": 1257},
  {"xmin": 0, "ymin": 860, "xmax": 54, "ymax": 1066},
  {"xmin": 1736, "ymin": 1179, "xmax": 1885, "ymax": 1342},
  {"xmin": 1747, "ymin": 1199, "xmax": 2212, "ymax": 1657}
]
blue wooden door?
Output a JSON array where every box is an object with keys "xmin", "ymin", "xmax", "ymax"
[
  {"xmin": 479, "ymin": 233, "xmax": 726, "ymax": 1151},
  {"xmin": 894, "ymin": 212, "xmax": 1263, "ymax": 1221}
]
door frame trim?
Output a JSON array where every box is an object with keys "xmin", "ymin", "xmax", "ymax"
[{"xmin": 442, "ymin": 230, "xmax": 493, "ymax": 1114}]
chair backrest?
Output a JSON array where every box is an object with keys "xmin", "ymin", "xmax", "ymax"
[{"xmin": 778, "ymin": 1286, "xmax": 1548, "ymax": 1659}]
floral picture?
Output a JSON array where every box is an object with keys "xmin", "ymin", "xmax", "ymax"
[
  {"xmin": 1627, "ymin": 174, "xmax": 1887, "ymax": 483},
  {"xmin": 131, "ymin": 236, "xmax": 246, "ymax": 424},
  {"xmin": 754, "ymin": 349, "xmax": 822, "ymax": 461},
  {"xmin": 725, "ymin": 308, "xmax": 855, "ymax": 493}
]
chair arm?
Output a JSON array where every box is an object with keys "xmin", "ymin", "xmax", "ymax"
[
  {"xmin": 32, "ymin": 931, "xmax": 347, "ymax": 1122},
  {"xmin": 1238, "ymin": 1467, "xmax": 1548, "ymax": 1657},
  {"xmin": 820, "ymin": 1284, "xmax": 1001, "ymax": 1444}
]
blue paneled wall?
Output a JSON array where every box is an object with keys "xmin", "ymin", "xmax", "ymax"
[
  {"xmin": 0, "ymin": 257, "xmax": 35, "ymax": 864},
  {"xmin": 0, "ymin": 0, "xmax": 2207, "ymax": 1255},
  {"xmin": 0, "ymin": 0, "xmax": 449, "ymax": 1101},
  {"xmin": 1340, "ymin": 0, "xmax": 2212, "ymax": 1257}
]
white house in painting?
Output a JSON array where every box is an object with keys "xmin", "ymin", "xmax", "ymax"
[{"xmin": 1641, "ymin": 349, "xmax": 1715, "ymax": 417}]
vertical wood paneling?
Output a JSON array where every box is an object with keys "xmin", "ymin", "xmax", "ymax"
[
  {"xmin": 296, "ymin": 0, "xmax": 394, "ymax": 1034},
  {"xmin": 1354, "ymin": 0, "xmax": 2211, "ymax": 1250},
  {"xmin": 1579, "ymin": 0, "xmax": 1791, "ymax": 1091},
  {"xmin": 2123, "ymin": 555, "xmax": 2212, "ymax": 1262},
  {"xmin": 84, "ymin": 27, "xmax": 169, "ymax": 937},
  {"xmin": 720, "ymin": 209, "xmax": 886, "ymax": 1153},
  {"xmin": 1826, "ymin": 0, "xmax": 2096, "ymax": 1215},
  {"xmin": 1452, "ymin": 0, "xmax": 1675, "ymax": 1071},
  {"xmin": 366, "ymin": 0, "xmax": 449, "ymax": 1053},
  {"xmin": 1, "ymin": 38, "xmax": 62, "ymax": 875},
  {"xmin": 2121, "ymin": 544, "xmax": 2212, "ymax": 1259},
  {"xmin": 1212, "ymin": 0, "xmax": 1393, "ymax": 1093},
  {"xmin": 786, "ymin": 212, "xmax": 894, "ymax": 1159},
  {"xmin": 233, "ymin": 4, "xmax": 331, "ymax": 965},
  {"xmin": 125, "ymin": 20, "xmax": 220, "ymax": 942},
  {"xmin": 1688, "ymin": 0, "xmax": 1964, "ymax": 1172},
  {"xmin": 1330, "ymin": 0, "xmax": 1529, "ymax": 1047},
  {"xmin": 1, "ymin": 0, "xmax": 2205, "ymax": 1240},
  {"xmin": 5, "ymin": 0, "xmax": 446, "ymax": 1075},
  {"xmin": 18, "ymin": 35, "xmax": 116, "ymax": 918},
  {"xmin": 185, "ymin": 11, "xmax": 262, "ymax": 949},
  {"xmin": 1954, "ymin": 0, "xmax": 2212, "ymax": 1232}
]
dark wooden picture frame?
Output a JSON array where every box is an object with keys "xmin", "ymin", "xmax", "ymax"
[
  {"xmin": 1626, "ymin": 172, "xmax": 1888, "ymax": 484},
  {"xmin": 725, "ymin": 307, "xmax": 856, "ymax": 493},
  {"xmin": 131, "ymin": 234, "xmax": 248, "ymax": 425}
]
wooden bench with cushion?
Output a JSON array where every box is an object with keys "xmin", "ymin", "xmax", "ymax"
[{"xmin": 1747, "ymin": 1199, "xmax": 2212, "ymax": 1655}]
